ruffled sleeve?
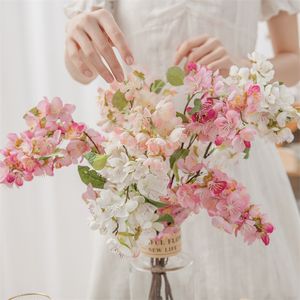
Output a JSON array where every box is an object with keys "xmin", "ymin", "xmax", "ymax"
[
  {"xmin": 64, "ymin": 0, "xmax": 106, "ymax": 18},
  {"xmin": 260, "ymin": 0, "xmax": 300, "ymax": 21}
]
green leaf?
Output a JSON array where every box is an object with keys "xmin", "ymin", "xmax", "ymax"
[
  {"xmin": 145, "ymin": 197, "xmax": 168, "ymax": 208},
  {"xmin": 189, "ymin": 98, "xmax": 202, "ymax": 115},
  {"xmin": 133, "ymin": 70, "xmax": 145, "ymax": 80},
  {"xmin": 84, "ymin": 152, "xmax": 97, "ymax": 164},
  {"xmin": 166, "ymin": 66, "xmax": 185, "ymax": 86},
  {"xmin": 243, "ymin": 147, "xmax": 250, "ymax": 159},
  {"xmin": 78, "ymin": 166, "xmax": 106, "ymax": 188},
  {"xmin": 84, "ymin": 152, "xmax": 108, "ymax": 170},
  {"xmin": 112, "ymin": 90, "xmax": 128, "ymax": 111},
  {"xmin": 118, "ymin": 238, "xmax": 130, "ymax": 249},
  {"xmin": 150, "ymin": 79, "xmax": 165, "ymax": 94},
  {"xmin": 93, "ymin": 155, "xmax": 108, "ymax": 170},
  {"xmin": 157, "ymin": 214, "xmax": 174, "ymax": 224},
  {"xmin": 173, "ymin": 164, "xmax": 180, "ymax": 182},
  {"xmin": 170, "ymin": 148, "xmax": 190, "ymax": 169},
  {"xmin": 176, "ymin": 112, "xmax": 189, "ymax": 123}
]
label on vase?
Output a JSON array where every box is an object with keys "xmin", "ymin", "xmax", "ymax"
[{"xmin": 141, "ymin": 229, "xmax": 181, "ymax": 258}]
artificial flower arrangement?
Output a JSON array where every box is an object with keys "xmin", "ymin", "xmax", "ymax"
[{"xmin": 1, "ymin": 52, "xmax": 299, "ymax": 257}]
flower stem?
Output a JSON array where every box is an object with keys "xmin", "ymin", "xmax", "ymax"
[
  {"xmin": 203, "ymin": 142, "xmax": 213, "ymax": 159},
  {"xmin": 148, "ymin": 257, "xmax": 174, "ymax": 300},
  {"xmin": 83, "ymin": 131, "xmax": 101, "ymax": 154}
]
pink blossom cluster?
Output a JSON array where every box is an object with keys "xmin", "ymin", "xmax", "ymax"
[
  {"xmin": 0, "ymin": 97, "xmax": 103, "ymax": 187},
  {"xmin": 184, "ymin": 65, "xmax": 258, "ymax": 156},
  {"xmin": 159, "ymin": 166, "xmax": 274, "ymax": 246},
  {"xmin": 92, "ymin": 61, "xmax": 280, "ymax": 250},
  {"xmin": 2, "ymin": 53, "xmax": 297, "ymax": 256}
]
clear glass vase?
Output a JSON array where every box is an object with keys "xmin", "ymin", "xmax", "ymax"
[{"xmin": 129, "ymin": 229, "xmax": 194, "ymax": 300}]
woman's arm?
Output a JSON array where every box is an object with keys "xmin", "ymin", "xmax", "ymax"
[{"xmin": 268, "ymin": 11, "xmax": 300, "ymax": 86}]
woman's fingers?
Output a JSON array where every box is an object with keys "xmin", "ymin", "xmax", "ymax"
[
  {"xmin": 66, "ymin": 39, "xmax": 93, "ymax": 77},
  {"xmin": 197, "ymin": 47, "xmax": 226, "ymax": 65},
  {"xmin": 84, "ymin": 20, "xmax": 124, "ymax": 81},
  {"xmin": 174, "ymin": 35, "xmax": 208, "ymax": 65},
  {"xmin": 97, "ymin": 10, "xmax": 134, "ymax": 65},
  {"xmin": 185, "ymin": 38, "xmax": 221, "ymax": 67},
  {"xmin": 185, "ymin": 46, "xmax": 226, "ymax": 71},
  {"xmin": 73, "ymin": 29, "xmax": 114, "ymax": 83},
  {"xmin": 65, "ymin": 9, "xmax": 135, "ymax": 83},
  {"xmin": 207, "ymin": 56, "xmax": 230, "ymax": 75}
]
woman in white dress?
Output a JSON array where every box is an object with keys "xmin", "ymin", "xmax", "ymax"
[{"xmin": 64, "ymin": 1, "xmax": 300, "ymax": 299}]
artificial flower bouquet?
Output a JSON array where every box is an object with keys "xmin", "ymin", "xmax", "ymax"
[{"xmin": 1, "ymin": 52, "xmax": 299, "ymax": 258}]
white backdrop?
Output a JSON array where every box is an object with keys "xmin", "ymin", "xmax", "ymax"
[{"xmin": 0, "ymin": 1, "xmax": 296, "ymax": 300}]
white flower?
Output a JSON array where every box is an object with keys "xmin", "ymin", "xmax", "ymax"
[
  {"xmin": 137, "ymin": 173, "xmax": 169, "ymax": 199},
  {"xmin": 100, "ymin": 151, "xmax": 131, "ymax": 188},
  {"xmin": 262, "ymin": 83, "xmax": 294, "ymax": 113},
  {"xmin": 152, "ymin": 98, "xmax": 181, "ymax": 136},
  {"xmin": 277, "ymin": 127, "xmax": 294, "ymax": 143},
  {"xmin": 277, "ymin": 84, "xmax": 294, "ymax": 108},
  {"xmin": 276, "ymin": 111, "xmax": 289, "ymax": 128},
  {"xmin": 128, "ymin": 202, "xmax": 164, "ymax": 247},
  {"xmin": 98, "ymin": 189, "xmax": 128, "ymax": 218},
  {"xmin": 227, "ymin": 66, "xmax": 250, "ymax": 87},
  {"xmin": 248, "ymin": 52, "xmax": 274, "ymax": 85},
  {"xmin": 86, "ymin": 200, "xmax": 118, "ymax": 234},
  {"xmin": 263, "ymin": 84, "xmax": 278, "ymax": 108},
  {"xmin": 106, "ymin": 237, "xmax": 134, "ymax": 257},
  {"xmin": 143, "ymin": 156, "xmax": 169, "ymax": 176},
  {"xmin": 168, "ymin": 127, "xmax": 187, "ymax": 143},
  {"xmin": 134, "ymin": 89, "xmax": 159, "ymax": 110}
]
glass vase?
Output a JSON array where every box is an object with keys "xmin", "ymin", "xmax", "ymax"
[{"xmin": 129, "ymin": 229, "xmax": 194, "ymax": 300}]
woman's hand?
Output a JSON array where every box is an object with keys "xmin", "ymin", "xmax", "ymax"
[
  {"xmin": 174, "ymin": 35, "xmax": 247, "ymax": 75},
  {"xmin": 65, "ymin": 9, "xmax": 134, "ymax": 84}
]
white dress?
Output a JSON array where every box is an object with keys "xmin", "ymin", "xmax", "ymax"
[{"xmin": 66, "ymin": 1, "xmax": 300, "ymax": 299}]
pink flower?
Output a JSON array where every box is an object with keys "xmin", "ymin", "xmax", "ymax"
[
  {"xmin": 208, "ymin": 180, "xmax": 227, "ymax": 196},
  {"xmin": 119, "ymin": 131, "xmax": 137, "ymax": 150},
  {"xmin": 146, "ymin": 138, "xmax": 167, "ymax": 156},
  {"xmin": 184, "ymin": 66, "xmax": 213, "ymax": 93},
  {"xmin": 246, "ymin": 84, "xmax": 262, "ymax": 113},
  {"xmin": 247, "ymin": 84, "xmax": 260, "ymax": 96},
  {"xmin": 239, "ymin": 127, "xmax": 256, "ymax": 141},
  {"xmin": 22, "ymin": 157, "xmax": 38, "ymax": 173},
  {"xmin": 232, "ymin": 128, "xmax": 256, "ymax": 152},
  {"xmin": 214, "ymin": 136, "xmax": 224, "ymax": 146},
  {"xmin": 176, "ymin": 184, "xmax": 201, "ymax": 213},
  {"xmin": 214, "ymin": 110, "xmax": 241, "ymax": 138},
  {"xmin": 216, "ymin": 191, "xmax": 249, "ymax": 222},
  {"xmin": 82, "ymin": 184, "xmax": 98, "ymax": 202},
  {"xmin": 66, "ymin": 140, "xmax": 90, "ymax": 162},
  {"xmin": 47, "ymin": 97, "xmax": 75, "ymax": 123},
  {"xmin": 85, "ymin": 128, "xmax": 105, "ymax": 153},
  {"xmin": 0, "ymin": 162, "xmax": 9, "ymax": 182},
  {"xmin": 177, "ymin": 153, "xmax": 203, "ymax": 173},
  {"xmin": 187, "ymin": 61, "xmax": 198, "ymax": 72},
  {"xmin": 239, "ymin": 219, "xmax": 258, "ymax": 245},
  {"xmin": 152, "ymin": 99, "xmax": 180, "ymax": 136},
  {"xmin": 211, "ymin": 216, "xmax": 234, "ymax": 234},
  {"xmin": 158, "ymin": 204, "xmax": 191, "ymax": 228},
  {"xmin": 0, "ymin": 98, "xmax": 104, "ymax": 187}
]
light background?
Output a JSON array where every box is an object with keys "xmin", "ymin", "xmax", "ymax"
[{"xmin": 0, "ymin": 1, "xmax": 299, "ymax": 299}]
